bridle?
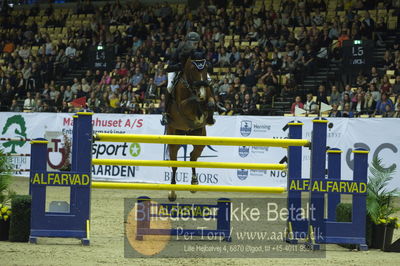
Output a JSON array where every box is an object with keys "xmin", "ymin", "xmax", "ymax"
[{"xmin": 180, "ymin": 59, "xmax": 209, "ymax": 103}]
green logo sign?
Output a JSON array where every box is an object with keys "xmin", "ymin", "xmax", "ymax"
[
  {"xmin": 129, "ymin": 143, "xmax": 141, "ymax": 157},
  {"xmin": 1, "ymin": 115, "xmax": 27, "ymax": 153}
]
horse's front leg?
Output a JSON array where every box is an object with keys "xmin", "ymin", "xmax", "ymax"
[
  {"xmin": 168, "ymin": 144, "xmax": 179, "ymax": 201},
  {"xmin": 190, "ymin": 144, "xmax": 205, "ymax": 190}
]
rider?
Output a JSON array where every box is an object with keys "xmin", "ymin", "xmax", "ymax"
[{"xmin": 161, "ymin": 32, "xmax": 215, "ymax": 126}]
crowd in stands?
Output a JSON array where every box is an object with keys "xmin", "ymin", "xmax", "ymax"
[
  {"xmin": 291, "ymin": 60, "xmax": 400, "ymax": 118},
  {"xmin": 0, "ymin": 0, "xmax": 400, "ymax": 118}
]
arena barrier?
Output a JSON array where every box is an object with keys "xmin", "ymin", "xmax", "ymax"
[{"xmin": 28, "ymin": 111, "xmax": 368, "ymax": 250}]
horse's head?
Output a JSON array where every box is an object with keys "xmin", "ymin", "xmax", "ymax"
[{"xmin": 183, "ymin": 55, "xmax": 209, "ymax": 102}]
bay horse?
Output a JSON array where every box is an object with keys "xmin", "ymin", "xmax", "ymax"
[{"xmin": 166, "ymin": 55, "xmax": 214, "ymax": 201}]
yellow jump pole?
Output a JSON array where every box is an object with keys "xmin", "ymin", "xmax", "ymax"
[
  {"xmin": 94, "ymin": 133, "xmax": 310, "ymax": 147},
  {"xmin": 91, "ymin": 182, "xmax": 286, "ymax": 194},
  {"xmin": 92, "ymin": 159, "xmax": 287, "ymax": 170}
]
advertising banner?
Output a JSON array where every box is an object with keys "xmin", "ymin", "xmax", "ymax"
[{"xmin": 1, "ymin": 112, "xmax": 399, "ymax": 190}]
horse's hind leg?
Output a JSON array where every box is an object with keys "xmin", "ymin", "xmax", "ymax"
[
  {"xmin": 167, "ymin": 127, "xmax": 181, "ymax": 201},
  {"xmin": 169, "ymin": 144, "xmax": 179, "ymax": 185},
  {"xmin": 190, "ymin": 144, "xmax": 205, "ymax": 188}
]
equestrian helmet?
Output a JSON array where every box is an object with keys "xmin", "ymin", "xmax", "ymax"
[
  {"xmin": 186, "ymin": 32, "xmax": 200, "ymax": 48},
  {"xmin": 186, "ymin": 32, "xmax": 200, "ymax": 42}
]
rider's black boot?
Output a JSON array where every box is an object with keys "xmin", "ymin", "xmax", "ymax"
[{"xmin": 161, "ymin": 91, "xmax": 171, "ymax": 126}]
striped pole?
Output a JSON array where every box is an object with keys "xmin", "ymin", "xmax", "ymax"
[
  {"xmin": 0, "ymin": 169, "xmax": 31, "ymax": 173},
  {"xmin": 0, "ymin": 138, "xmax": 33, "ymax": 142},
  {"xmin": 92, "ymin": 182, "xmax": 286, "ymax": 194},
  {"xmin": 0, "ymin": 153, "xmax": 31, "ymax": 157},
  {"xmin": 92, "ymin": 159, "xmax": 287, "ymax": 170},
  {"xmin": 94, "ymin": 133, "xmax": 310, "ymax": 148}
]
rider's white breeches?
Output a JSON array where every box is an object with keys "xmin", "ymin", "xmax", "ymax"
[{"xmin": 167, "ymin": 72, "xmax": 175, "ymax": 93}]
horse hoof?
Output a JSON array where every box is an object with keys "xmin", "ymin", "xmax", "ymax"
[
  {"xmin": 168, "ymin": 191, "xmax": 177, "ymax": 202},
  {"xmin": 191, "ymin": 179, "xmax": 198, "ymax": 193}
]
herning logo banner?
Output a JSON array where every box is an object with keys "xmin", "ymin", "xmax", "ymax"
[
  {"xmin": 240, "ymin": 120, "xmax": 252, "ymax": 137},
  {"xmin": 238, "ymin": 146, "xmax": 250, "ymax": 158},
  {"xmin": 237, "ymin": 169, "xmax": 249, "ymax": 180}
]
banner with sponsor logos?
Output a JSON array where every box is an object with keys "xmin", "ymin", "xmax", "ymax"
[{"xmin": 1, "ymin": 112, "xmax": 399, "ymax": 190}]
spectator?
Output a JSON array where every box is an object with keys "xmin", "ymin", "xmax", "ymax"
[
  {"xmin": 380, "ymin": 75, "xmax": 392, "ymax": 94},
  {"xmin": 250, "ymin": 86, "xmax": 260, "ymax": 105},
  {"xmin": 304, "ymin": 93, "xmax": 318, "ymax": 114},
  {"xmin": 49, "ymin": 86, "xmax": 60, "ymax": 102},
  {"xmin": 341, "ymin": 84, "xmax": 353, "ymax": 101},
  {"xmin": 65, "ymin": 42, "xmax": 77, "ymax": 69},
  {"xmin": 374, "ymin": 93, "xmax": 394, "ymax": 115},
  {"xmin": 382, "ymin": 51, "xmax": 395, "ymax": 70},
  {"xmin": 220, "ymin": 100, "xmax": 234, "ymax": 115},
  {"xmin": 301, "ymin": 44, "xmax": 316, "ymax": 75},
  {"xmin": 364, "ymin": 91, "xmax": 376, "ymax": 114},
  {"xmin": 54, "ymin": 49, "xmax": 68, "ymax": 77},
  {"xmin": 383, "ymin": 104, "xmax": 395, "ymax": 117},
  {"xmin": 352, "ymin": 93, "xmax": 367, "ymax": 116},
  {"xmin": 230, "ymin": 47, "xmax": 240, "ymax": 65},
  {"xmin": 342, "ymin": 103, "xmax": 354, "ymax": 118},
  {"xmin": 329, "ymin": 104, "xmax": 342, "ymax": 117},
  {"xmin": 100, "ymin": 71, "xmax": 111, "ymax": 86},
  {"xmin": 338, "ymin": 29, "xmax": 350, "ymax": 48},
  {"xmin": 232, "ymin": 93, "xmax": 242, "ymax": 113},
  {"xmin": 290, "ymin": 96, "xmax": 304, "ymax": 114},
  {"xmin": 32, "ymin": 99, "xmax": 43, "ymax": 112},
  {"xmin": 241, "ymin": 93, "xmax": 257, "ymax": 115},
  {"xmin": 63, "ymin": 86, "xmax": 73, "ymax": 102},
  {"xmin": 392, "ymin": 75, "xmax": 400, "ymax": 96},
  {"xmin": 355, "ymin": 72, "xmax": 368, "ymax": 88},
  {"xmin": 216, "ymin": 78, "xmax": 230, "ymax": 96},
  {"xmin": 18, "ymin": 44, "xmax": 31, "ymax": 60},
  {"xmin": 375, "ymin": 16, "xmax": 387, "ymax": 47},
  {"xmin": 145, "ymin": 78, "xmax": 157, "ymax": 98},
  {"xmin": 361, "ymin": 11, "xmax": 375, "ymax": 39},
  {"xmin": 312, "ymin": 9, "xmax": 325, "ymax": 26},
  {"xmin": 259, "ymin": 67, "xmax": 278, "ymax": 90},
  {"xmin": 9, "ymin": 99, "xmax": 21, "ymax": 112},
  {"xmin": 130, "ymin": 67, "xmax": 143, "ymax": 87},
  {"xmin": 340, "ymin": 93, "xmax": 352, "ymax": 111},
  {"xmin": 23, "ymin": 92, "xmax": 35, "ymax": 111},
  {"xmin": 81, "ymin": 78, "xmax": 91, "ymax": 94},
  {"xmin": 109, "ymin": 93, "xmax": 120, "ymax": 112},
  {"xmin": 368, "ymin": 83, "xmax": 381, "ymax": 103},
  {"xmin": 316, "ymin": 85, "xmax": 329, "ymax": 105},
  {"xmin": 154, "ymin": 69, "xmax": 167, "ymax": 90},
  {"xmin": 368, "ymin": 66, "xmax": 380, "ymax": 84},
  {"xmin": 329, "ymin": 85, "xmax": 341, "ymax": 105},
  {"xmin": 60, "ymin": 101, "xmax": 70, "ymax": 112},
  {"xmin": 218, "ymin": 48, "xmax": 231, "ymax": 66}
]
